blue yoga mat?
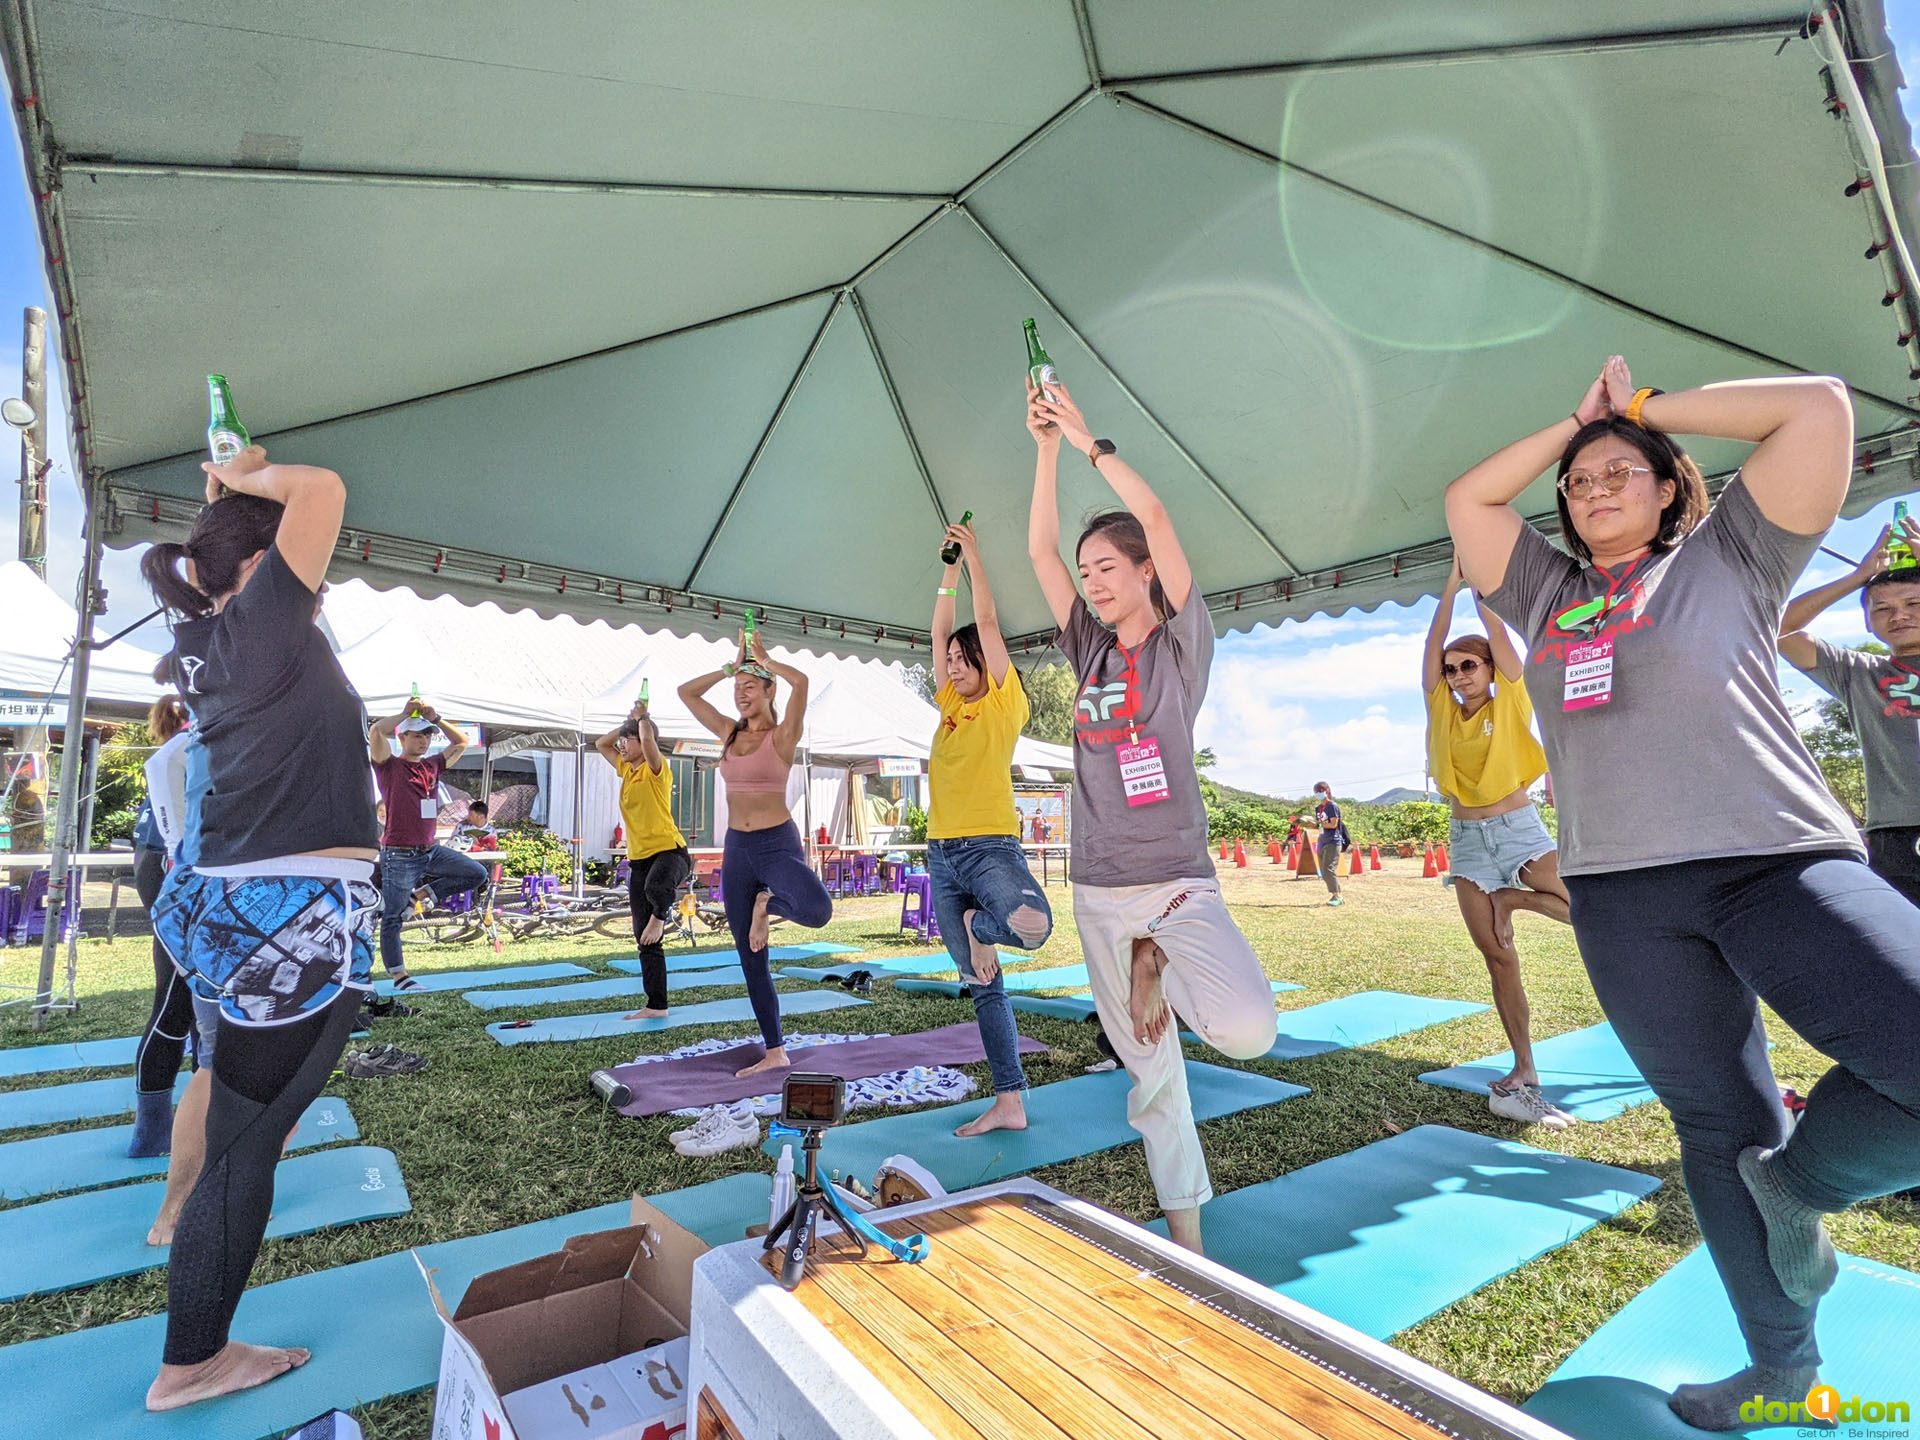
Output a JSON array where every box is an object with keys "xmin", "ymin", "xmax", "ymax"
[
  {"xmin": 463, "ymin": 967, "xmax": 748, "ymax": 1010},
  {"xmin": 1147, "ymin": 1124, "xmax": 1661, "ymax": 1340},
  {"xmin": 373, "ymin": 961, "xmax": 592, "ymax": 995},
  {"xmin": 896, "ymin": 963, "xmax": 1094, "ymax": 996},
  {"xmin": 0, "ymin": 1172, "xmax": 769, "ymax": 1440},
  {"xmin": 761, "ymin": 1061, "xmax": 1306, "ymax": 1192},
  {"xmin": 0, "ymin": 1071, "xmax": 188, "ymax": 1134},
  {"xmin": 1420, "ymin": 1022, "xmax": 1657, "ymax": 1122},
  {"xmin": 1006, "ymin": 980, "xmax": 1304, "ymax": 1024},
  {"xmin": 0, "ymin": 1144, "xmax": 413, "ymax": 1302},
  {"xmin": 610, "ymin": 941, "xmax": 858, "ymax": 976},
  {"xmin": 0, "ymin": 1035, "xmax": 139, "ymax": 1079},
  {"xmin": 0, "ymin": 1095, "xmax": 357, "ymax": 1201},
  {"xmin": 1216, "ymin": 990, "xmax": 1489, "ymax": 1061},
  {"xmin": 1525, "ymin": 1245, "xmax": 1920, "ymax": 1439},
  {"xmin": 777, "ymin": 952, "xmax": 957, "ymax": 982},
  {"xmin": 487, "ymin": 988, "xmax": 867, "ymax": 1045}
]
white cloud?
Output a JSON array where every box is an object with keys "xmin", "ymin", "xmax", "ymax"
[
  {"xmin": 1210, "ymin": 630, "xmax": 1428, "ymax": 702},
  {"xmin": 1364, "ymin": 703, "xmax": 1388, "ymax": 717}
]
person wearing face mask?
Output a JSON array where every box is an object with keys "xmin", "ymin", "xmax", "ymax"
[
  {"xmin": 1447, "ymin": 355, "xmax": 1920, "ymax": 1430},
  {"xmin": 1025, "ymin": 378, "xmax": 1278, "ymax": 1256},
  {"xmin": 1421, "ymin": 557, "xmax": 1573, "ymax": 1130},
  {"xmin": 1778, "ymin": 512, "xmax": 1920, "ymax": 906},
  {"xmin": 927, "ymin": 518, "xmax": 1054, "ymax": 1138}
]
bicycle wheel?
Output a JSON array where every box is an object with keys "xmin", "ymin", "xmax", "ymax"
[{"xmin": 593, "ymin": 911, "xmax": 636, "ymax": 939}]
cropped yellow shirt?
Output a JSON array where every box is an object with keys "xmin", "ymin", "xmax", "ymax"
[
  {"xmin": 615, "ymin": 755, "xmax": 686, "ymax": 859},
  {"xmin": 928, "ymin": 670, "xmax": 1029, "ymax": 840},
  {"xmin": 1426, "ymin": 675, "xmax": 1547, "ymax": 809}
]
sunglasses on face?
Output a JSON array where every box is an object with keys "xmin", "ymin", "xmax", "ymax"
[
  {"xmin": 1558, "ymin": 459, "xmax": 1655, "ymax": 501},
  {"xmin": 1442, "ymin": 659, "xmax": 1482, "ymax": 677}
]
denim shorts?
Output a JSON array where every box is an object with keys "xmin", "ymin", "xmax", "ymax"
[{"xmin": 1448, "ymin": 805, "xmax": 1556, "ymax": 894}]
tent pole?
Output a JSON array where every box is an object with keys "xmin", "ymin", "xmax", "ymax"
[
  {"xmin": 480, "ymin": 730, "xmax": 494, "ymax": 804},
  {"xmin": 572, "ymin": 729, "xmax": 585, "ymax": 899},
  {"xmin": 33, "ymin": 479, "xmax": 101, "ymax": 1029}
]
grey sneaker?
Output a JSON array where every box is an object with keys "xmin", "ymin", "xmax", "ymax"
[
  {"xmin": 1489, "ymin": 1083, "xmax": 1573, "ymax": 1130},
  {"xmin": 669, "ymin": 1104, "xmax": 738, "ymax": 1145},
  {"xmin": 674, "ymin": 1107, "xmax": 759, "ymax": 1157}
]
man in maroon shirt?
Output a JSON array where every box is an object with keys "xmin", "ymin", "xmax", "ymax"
[{"xmin": 369, "ymin": 701, "xmax": 487, "ymax": 988}]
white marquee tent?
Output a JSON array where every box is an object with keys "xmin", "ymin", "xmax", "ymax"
[{"xmin": 0, "ymin": 561, "xmax": 165, "ymax": 721}]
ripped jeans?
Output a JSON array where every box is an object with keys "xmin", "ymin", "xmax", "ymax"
[{"xmin": 928, "ymin": 835, "xmax": 1053, "ymax": 1094}]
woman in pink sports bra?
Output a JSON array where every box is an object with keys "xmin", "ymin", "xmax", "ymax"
[{"xmin": 680, "ymin": 627, "xmax": 833, "ymax": 1077}]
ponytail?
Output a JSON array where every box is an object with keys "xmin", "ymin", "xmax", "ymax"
[
  {"xmin": 142, "ymin": 493, "xmax": 284, "ymax": 620},
  {"xmin": 141, "ymin": 542, "xmax": 211, "ymax": 620},
  {"xmin": 146, "ymin": 694, "xmax": 190, "ymax": 741}
]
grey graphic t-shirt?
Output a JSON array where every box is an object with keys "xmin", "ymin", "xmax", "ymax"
[
  {"xmin": 1795, "ymin": 640, "xmax": 1920, "ymax": 830},
  {"xmin": 1485, "ymin": 477, "xmax": 1860, "ymax": 876},
  {"xmin": 1055, "ymin": 592, "xmax": 1216, "ymax": 887}
]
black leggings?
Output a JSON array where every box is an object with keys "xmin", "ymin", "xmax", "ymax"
[
  {"xmin": 627, "ymin": 846, "xmax": 692, "ymax": 1010},
  {"xmin": 162, "ymin": 991, "xmax": 360, "ymax": 1366},
  {"xmin": 134, "ymin": 848, "xmax": 196, "ymax": 1092}
]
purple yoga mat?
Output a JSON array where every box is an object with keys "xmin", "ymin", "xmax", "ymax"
[{"xmin": 606, "ymin": 1023, "xmax": 1049, "ymax": 1117}]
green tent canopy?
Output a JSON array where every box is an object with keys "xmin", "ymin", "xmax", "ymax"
[{"xmin": 5, "ymin": 1, "xmax": 1918, "ymax": 656}]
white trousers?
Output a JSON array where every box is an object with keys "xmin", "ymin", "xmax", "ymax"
[{"xmin": 1072, "ymin": 877, "xmax": 1278, "ymax": 1209}]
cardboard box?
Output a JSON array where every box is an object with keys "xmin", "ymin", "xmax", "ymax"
[
  {"xmin": 421, "ymin": 1198, "xmax": 703, "ymax": 1440},
  {"xmin": 500, "ymin": 1338, "xmax": 689, "ymax": 1440}
]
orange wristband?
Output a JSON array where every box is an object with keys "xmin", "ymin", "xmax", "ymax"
[{"xmin": 1624, "ymin": 388, "xmax": 1656, "ymax": 426}]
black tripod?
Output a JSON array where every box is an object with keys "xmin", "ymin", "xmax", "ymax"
[{"xmin": 762, "ymin": 1125, "xmax": 868, "ymax": 1290}]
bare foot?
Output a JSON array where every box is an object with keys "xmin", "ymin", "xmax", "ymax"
[
  {"xmin": 962, "ymin": 909, "xmax": 1000, "ymax": 984},
  {"xmin": 146, "ymin": 1341, "xmax": 310, "ymax": 1411},
  {"xmin": 748, "ymin": 890, "xmax": 772, "ymax": 952},
  {"xmin": 622, "ymin": 1006, "xmax": 670, "ymax": 1021},
  {"xmin": 1128, "ymin": 937, "xmax": 1172, "ymax": 1046},
  {"xmin": 955, "ymin": 1092, "xmax": 1027, "ymax": 1137},
  {"xmin": 735, "ymin": 1044, "xmax": 790, "ymax": 1078},
  {"xmin": 639, "ymin": 914, "xmax": 664, "ymax": 946},
  {"xmin": 1490, "ymin": 1068, "xmax": 1537, "ymax": 1094},
  {"xmin": 1490, "ymin": 890, "xmax": 1517, "ymax": 951}
]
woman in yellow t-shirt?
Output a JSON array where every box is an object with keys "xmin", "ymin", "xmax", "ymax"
[
  {"xmin": 1423, "ymin": 556, "xmax": 1574, "ymax": 1129},
  {"xmin": 593, "ymin": 699, "xmax": 690, "ymax": 1020},
  {"xmin": 928, "ymin": 519, "xmax": 1055, "ymax": 1138}
]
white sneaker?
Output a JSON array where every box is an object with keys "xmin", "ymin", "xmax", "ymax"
[
  {"xmin": 1488, "ymin": 1083, "xmax": 1574, "ymax": 1131},
  {"xmin": 669, "ymin": 1104, "xmax": 739, "ymax": 1146},
  {"xmin": 674, "ymin": 1108, "xmax": 760, "ymax": 1157}
]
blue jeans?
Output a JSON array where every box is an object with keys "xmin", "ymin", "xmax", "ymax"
[
  {"xmin": 378, "ymin": 845, "xmax": 491, "ymax": 975},
  {"xmin": 928, "ymin": 835, "xmax": 1054, "ymax": 1095},
  {"xmin": 1567, "ymin": 850, "xmax": 1920, "ymax": 1368}
]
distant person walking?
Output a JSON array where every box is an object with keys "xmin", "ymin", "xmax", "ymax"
[
  {"xmin": 1310, "ymin": 782, "xmax": 1346, "ymax": 906},
  {"xmin": 1422, "ymin": 555, "xmax": 1573, "ymax": 1130}
]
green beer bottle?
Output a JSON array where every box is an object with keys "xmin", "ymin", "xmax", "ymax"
[
  {"xmin": 639, "ymin": 679, "xmax": 650, "ymax": 707},
  {"xmin": 1890, "ymin": 501, "xmax": 1917, "ymax": 573},
  {"xmin": 1024, "ymin": 319, "xmax": 1059, "ymax": 410},
  {"xmin": 940, "ymin": 509, "xmax": 973, "ymax": 565},
  {"xmin": 206, "ymin": 375, "xmax": 250, "ymax": 466},
  {"xmin": 407, "ymin": 681, "xmax": 421, "ymax": 718},
  {"xmin": 743, "ymin": 607, "xmax": 757, "ymax": 649}
]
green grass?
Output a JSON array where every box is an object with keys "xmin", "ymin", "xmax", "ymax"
[{"xmin": 1, "ymin": 863, "xmax": 1914, "ymax": 1438}]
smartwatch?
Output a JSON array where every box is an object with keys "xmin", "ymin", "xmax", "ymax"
[{"xmin": 1089, "ymin": 438, "xmax": 1117, "ymax": 467}]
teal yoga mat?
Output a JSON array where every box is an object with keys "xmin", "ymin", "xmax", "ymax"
[
  {"xmin": 896, "ymin": 963, "xmax": 1093, "ymax": 996},
  {"xmin": 0, "ymin": 1095, "xmax": 356, "ymax": 1201},
  {"xmin": 463, "ymin": 967, "xmax": 747, "ymax": 1010},
  {"xmin": 373, "ymin": 961, "xmax": 591, "ymax": 995},
  {"xmin": 487, "ymin": 989, "xmax": 867, "ymax": 1045},
  {"xmin": 0, "ymin": 1145, "xmax": 413, "ymax": 1301},
  {"xmin": 0, "ymin": 1173, "xmax": 769, "ymax": 1440},
  {"xmin": 777, "ymin": 952, "xmax": 957, "ymax": 982},
  {"xmin": 1147, "ymin": 1124, "xmax": 1661, "ymax": 1340},
  {"xmin": 0, "ymin": 1035, "xmax": 138, "ymax": 1079},
  {"xmin": 0, "ymin": 1071, "xmax": 187, "ymax": 1134},
  {"xmin": 1008, "ymin": 980, "xmax": 1304, "ymax": 1024},
  {"xmin": 610, "ymin": 941, "xmax": 858, "ymax": 976},
  {"xmin": 760, "ymin": 1061, "xmax": 1306, "ymax": 1191},
  {"xmin": 1524, "ymin": 1245, "xmax": 1920, "ymax": 1439},
  {"xmin": 1420, "ymin": 1022, "xmax": 1657, "ymax": 1122},
  {"xmin": 1218, "ymin": 990, "xmax": 1489, "ymax": 1061}
]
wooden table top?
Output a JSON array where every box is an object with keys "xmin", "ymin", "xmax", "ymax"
[{"xmin": 785, "ymin": 1193, "xmax": 1466, "ymax": 1440}]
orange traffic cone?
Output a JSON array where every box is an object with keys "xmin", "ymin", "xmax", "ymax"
[
  {"xmin": 1284, "ymin": 841, "xmax": 1298, "ymax": 867},
  {"xmin": 1296, "ymin": 837, "xmax": 1320, "ymax": 877},
  {"xmin": 1422, "ymin": 843, "xmax": 1438, "ymax": 878},
  {"xmin": 1369, "ymin": 844, "xmax": 1383, "ymax": 871},
  {"xmin": 1268, "ymin": 840, "xmax": 1281, "ymax": 863},
  {"xmin": 1234, "ymin": 838, "xmax": 1248, "ymax": 868},
  {"xmin": 612, "ymin": 823, "xmax": 624, "ymax": 849},
  {"xmin": 1349, "ymin": 846, "xmax": 1364, "ymax": 876},
  {"xmin": 1436, "ymin": 843, "xmax": 1451, "ymax": 872},
  {"xmin": 1219, "ymin": 840, "xmax": 1229, "ymax": 860}
]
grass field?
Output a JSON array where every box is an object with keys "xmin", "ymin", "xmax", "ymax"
[{"xmin": 2, "ymin": 856, "xmax": 1914, "ymax": 1437}]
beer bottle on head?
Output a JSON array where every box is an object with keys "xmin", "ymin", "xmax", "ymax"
[
  {"xmin": 1024, "ymin": 319, "xmax": 1059, "ymax": 409},
  {"xmin": 1890, "ymin": 501, "xmax": 1917, "ymax": 573},
  {"xmin": 639, "ymin": 679, "xmax": 650, "ymax": 708},
  {"xmin": 206, "ymin": 375, "xmax": 250, "ymax": 466},
  {"xmin": 407, "ymin": 682, "xmax": 421, "ymax": 718},
  {"xmin": 743, "ymin": 607, "xmax": 757, "ymax": 649},
  {"xmin": 940, "ymin": 510, "xmax": 973, "ymax": 566}
]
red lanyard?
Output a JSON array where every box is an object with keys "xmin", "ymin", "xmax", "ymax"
[
  {"xmin": 1555, "ymin": 556, "xmax": 1645, "ymax": 637},
  {"xmin": 1117, "ymin": 641, "xmax": 1144, "ymax": 745}
]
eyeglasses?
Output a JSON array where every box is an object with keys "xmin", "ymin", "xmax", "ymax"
[
  {"xmin": 1558, "ymin": 459, "xmax": 1654, "ymax": 501},
  {"xmin": 1442, "ymin": 659, "xmax": 1482, "ymax": 677}
]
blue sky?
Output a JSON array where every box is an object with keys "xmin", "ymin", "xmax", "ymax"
[{"xmin": 3, "ymin": 13, "xmax": 1918, "ymax": 800}]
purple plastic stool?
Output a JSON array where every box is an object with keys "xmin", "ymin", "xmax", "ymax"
[{"xmin": 898, "ymin": 874, "xmax": 940, "ymax": 940}]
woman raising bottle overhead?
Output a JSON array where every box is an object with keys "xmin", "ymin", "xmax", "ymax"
[
  {"xmin": 927, "ymin": 517, "xmax": 1054, "ymax": 1138},
  {"xmin": 596, "ymin": 697, "xmax": 690, "ymax": 1022},
  {"xmin": 680, "ymin": 629, "xmax": 832, "ymax": 1078},
  {"xmin": 1025, "ymin": 377, "xmax": 1277, "ymax": 1254},
  {"xmin": 1446, "ymin": 355, "xmax": 1920, "ymax": 1430},
  {"xmin": 1421, "ymin": 555, "xmax": 1574, "ymax": 1131}
]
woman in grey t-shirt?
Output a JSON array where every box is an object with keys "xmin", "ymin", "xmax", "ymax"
[
  {"xmin": 1024, "ymin": 377, "xmax": 1277, "ymax": 1256},
  {"xmin": 1447, "ymin": 356, "xmax": 1920, "ymax": 1430}
]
